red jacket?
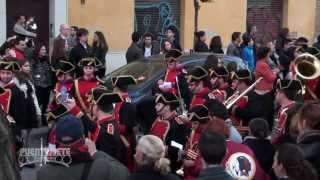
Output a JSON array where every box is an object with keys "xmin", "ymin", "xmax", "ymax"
[
  {"xmin": 9, "ymin": 48, "xmax": 25, "ymax": 61},
  {"xmin": 190, "ymin": 87, "xmax": 210, "ymax": 109},
  {"xmin": 305, "ymin": 78, "xmax": 320, "ymax": 100},
  {"xmin": 222, "ymin": 140, "xmax": 270, "ymax": 180},
  {"xmin": 255, "ymin": 59, "xmax": 277, "ymax": 91}
]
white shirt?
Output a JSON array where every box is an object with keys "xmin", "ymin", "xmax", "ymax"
[
  {"xmin": 80, "ymin": 42, "xmax": 88, "ymax": 50},
  {"xmin": 144, "ymin": 47, "xmax": 152, "ymax": 57}
]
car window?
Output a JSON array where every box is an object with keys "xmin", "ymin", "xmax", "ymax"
[{"xmin": 103, "ymin": 60, "xmax": 166, "ymax": 89}]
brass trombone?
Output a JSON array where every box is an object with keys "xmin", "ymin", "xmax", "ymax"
[
  {"xmin": 223, "ymin": 91, "xmax": 240, "ymax": 107},
  {"xmin": 224, "ymin": 77, "xmax": 263, "ymax": 109}
]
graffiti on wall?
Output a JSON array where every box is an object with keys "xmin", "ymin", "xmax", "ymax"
[
  {"xmin": 135, "ymin": 1, "xmax": 179, "ymax": 43},
  {"xmin": 247, "ymin": 0, "xmax": 282, "ymax": 42}
]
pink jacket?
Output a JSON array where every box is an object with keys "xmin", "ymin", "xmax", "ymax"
[{"xmin": 255, "ymin": 59, "xmax": 277, "ymax": 91}]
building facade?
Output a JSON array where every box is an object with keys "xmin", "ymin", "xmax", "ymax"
[{"xmin": 0, "ymin": 0, "xmax": 318, "ymax": 71}]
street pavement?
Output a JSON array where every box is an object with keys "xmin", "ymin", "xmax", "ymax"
[{"xmin": 19, "ymin": 126, "xmax": 50, "ymax": 180}]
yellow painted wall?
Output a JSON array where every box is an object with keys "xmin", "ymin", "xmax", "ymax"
[
  {"xmin": 67, "ymin": 0, "xmax": 316, "ymax": 51},
  {"xmin": 283, "ymin": 0, "xmax": 316, "ymax": 42},
  {"xmin": 181, "ymin": 0, "xmax": 247, "ymax": 50},
  {"xmin": 68, "ymin": 0, "xmax": 134, "ymax": 52}
]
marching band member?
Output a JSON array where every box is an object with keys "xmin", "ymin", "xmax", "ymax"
[
  {"xmin": 72, "ymin": 57, "xmax": 103, "ymax": 117},
  {"xmin": 229, "ymin": 69, "xmax": 253, "ymax": 126},
  {"xmin": 271, "ymin": 79, "xmax": 302, "ymax": 145},
  {"xmin": 52, "ymin": 59, "xmax": 75, "ymax": 94},
  {"xmin": 49, "ymin": 87, "xmax": 123, "ymax": 159},
  {"xmin": 205, "ymin": 99, "xmax": 242, "ymax": 143},
  {"xmin": 49, "ymin": 59, "xmax": 75, "ymax": 110},
  {"xmin": 112, "ymin": 75, "xmax": 139, "ymax": 171},
  {"xmin": 0, "ymin": 60, "xmax": 26, "ymax": 152},
  {"xmin": 88, "ymin": 87, "xmax": 123, "ymax": 158},
  {"xmin": 183, "ymin": 105, "xmax": 210, "ymax": 180},
  {"xmin": 150, "ymin": 92, "xmax": 188, "ymax": 172},
  {"xmin": 208, "ymin": 66, "xmax": 229, "ymax": 103},
  {"xmin": 187, "ymin": 66, "xmax": 211, "ymax": 109},
  {"xmin": 0, "ymin": 60, "xmax": 26, "ymax": 130},
  {"xmin": 292, "ymin": 48, "xmax": 320, "ymax": 101},
  {"xmin": 157, "ymin": 49, "xmax": 184, "ymax": 94},
  {"xmin": 157, "ymin": 49, "xmax": 191, "ymax": 109}
]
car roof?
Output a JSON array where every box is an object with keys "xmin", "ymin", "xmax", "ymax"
[
  {"xmin": 145, "ymin": 52, "xmax": 246, "ymax": 69},
  {"xmin": 147, "ymin": 53, "xmax": 210, "ymax": 62}
]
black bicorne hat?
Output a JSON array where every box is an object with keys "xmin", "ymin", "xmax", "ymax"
[
  {"xmin": 189, "ymin": 105, "xmax": 209, "ymax": 124},
  {"xmin": 187, "ymin": 66, "xmax": 208, "ymax": 83}
]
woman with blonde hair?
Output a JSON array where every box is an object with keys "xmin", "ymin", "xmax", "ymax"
[{"xmin": 130, "ymin": 135, "xmax": 180, "ymax": 180}]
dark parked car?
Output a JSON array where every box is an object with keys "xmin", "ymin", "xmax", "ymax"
[{"xmin": 103, "ymin": 53, "xmax": 246, "ymax": 104}]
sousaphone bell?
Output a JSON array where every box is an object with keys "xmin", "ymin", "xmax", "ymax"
[{"xmin": 294, "ymin": 53, "xmax": 320, "ymax": 80}]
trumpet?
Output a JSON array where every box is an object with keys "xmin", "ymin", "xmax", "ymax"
[{"xmin": 224, "ymin": 77, "xmax": 263, "ymax": 109}]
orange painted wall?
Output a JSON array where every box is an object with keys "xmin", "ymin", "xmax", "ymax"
[
  {"xmin": 181, "ymin": 0, "xmax": 247, "ymax": 50},
  {"xmin": 68, "ymin": 0, "xmax": 134, "ymax": 52},
  {"xmin": 67, "ymin": 0, "xmax": 316, "ymax": 51},
  {"xmin": 283, "ymin": 0, "xmax": 317, "ymax": 42}
]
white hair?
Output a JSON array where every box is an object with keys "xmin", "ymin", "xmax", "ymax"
[
  {"xmin": 60, "ymin": 24, "xmax": 69, "ymax": 31},
  {"xmin": 136, "ymin": 135, "xmax": 170, "ymax": 175}
]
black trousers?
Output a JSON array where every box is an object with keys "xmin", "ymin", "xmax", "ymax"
[{"xmin": 35, "ymin": 86, "xmax": 52, "ymax": 125}]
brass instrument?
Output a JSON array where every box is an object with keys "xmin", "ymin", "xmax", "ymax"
[
  {"xmin": 223, "ymin": 91, "xmax": 239, "ymax": 106},
  {"xmin": 293, "ymin": 53, "xmax": 320, "ymax": 100},
  {"xmin": 224, "ymin": 77, "xmax": 263, "ymax": 109},
  {"xmin": 175, "ymin": 76, "xmax": 188, "ymax": 116},
  {"xmin": 294, "ymin": 53, "xmax": 320, "ymax": 80},
  {"xmin": 176, "ymin": 142, "xmax": 199, "ymax": 177}
]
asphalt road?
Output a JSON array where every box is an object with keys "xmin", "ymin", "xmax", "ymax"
[{"xmin": 19, "ymin": 126, "xmax": 50, "ymax": 180}]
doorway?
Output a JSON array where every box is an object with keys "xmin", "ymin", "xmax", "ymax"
[{"xmin": 6, "ymin": 0, "xmax": 50, "ymax": 47}]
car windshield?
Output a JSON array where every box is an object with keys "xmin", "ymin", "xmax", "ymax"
[{"xmin": 103, "ymin": 60, "xmax": 166, "ymax": 89}]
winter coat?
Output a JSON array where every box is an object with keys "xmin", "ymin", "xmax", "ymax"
[
  {"xmin": 92, "ymin": 45, "xmax": 107, "ymax": 65},
  {"xmin": 126, "ymin": 42, "xmax": 143, "ymax": 64},
  {"xmin": 194, "ymin": 41, "xmax": 209, "ymax": 52},
  {"xmin": 129, "ymin": 165, "xmax": 180, "ymax": 180},
  {"xmin": 226, "ymin": 42, "xmax": 241, "ymax": 58},
  {"xmin": 244, "ymin": 136, "xmax": 275, "ymax": 175},
  {"xmin": 32, "ymin": 56, "xmax": 53, "ymax": 88},
  {"xmin": 198, "ymin": 166, "xmax": 234, "ymax": 180},
  {"xmin": 37, "ymin": 151, "xmax": 129, "ymax": 180},
  {"xmin": 242, "ymin": 46, "xmax": 255, "ymax": 71},
  {"xmin": 14, "ymin": 73, "xmax": 41, "ymax": 129},
  {"xmin": 298, "ymin": 130, "xmax": 320, "ymax": 177}
]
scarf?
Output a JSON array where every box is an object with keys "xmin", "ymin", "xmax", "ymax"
[{"xmin": 57, "ymin": 138, "xmax": 92, "ymax": 165}]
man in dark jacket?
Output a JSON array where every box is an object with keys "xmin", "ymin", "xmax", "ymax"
[
  {"xmin": 51, "ymin": 24, "xmax": 71, "ymax": 66},
  {"xmin": 126, "ymin": 32, "xmax": 143, "ymax": 64},
  {"xmin": 198, "ymin": 129, "xmax": 233, "ymax": 180},
  {"xmin": 69, "ymin": 28, "xmax": 92, "ymax": 77},
  {"xmin": 140, "ymin": 32, "xmax": 160, "ymax": 58},
  {"xmin": 297, "ymin": 103, "xmax": 320, "ymax": 177},
  {"xmin": 226, "ymin": 32, "xmax": 242, "ymax": 58},
  {"xmin": 37, "ymin": 115, "xmax": 129, "ymax": 180}
]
